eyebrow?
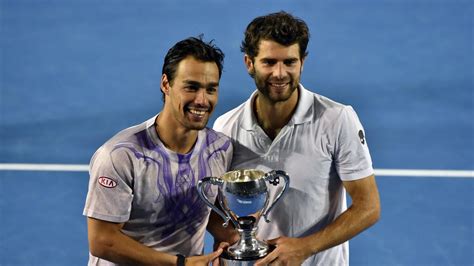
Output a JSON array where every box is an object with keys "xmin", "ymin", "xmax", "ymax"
[
  {"xmin": 183, "ymin": 80, "xmax": 219, "ymax": 87},
  {"xmin": 260, "ymin": 57, "xmax": 299, "ymax": 61}
]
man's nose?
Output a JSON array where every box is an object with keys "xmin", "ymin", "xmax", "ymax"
[
  {"xmin": 273, "ymin": 62, "xmax": 287, "ymax": 79},
  {"xmin": 194, "ymin": 89, "xmax": 208, "ymax": 105}
]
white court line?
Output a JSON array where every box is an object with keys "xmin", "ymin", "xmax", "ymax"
[
  {"xmin": 0, "ymin": 163, "xmax": 473, "ymax": 178},
  {"xmin": 375, "ymin": 169, "xmax": 473, "ymax": 178},
  {"xmin": 0, "ymin": 163, "xmax": 88, "ymax": 172}
]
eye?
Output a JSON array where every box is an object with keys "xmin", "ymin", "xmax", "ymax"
[
  {"xmin": 184, "ymin": 85, "xmax": 199, "ymax": 92},
  {"xmin": 207, "ymin": 86, "xmax": 218, "ymax": 94},
  {"xmin": 261, "ymin": 59, "xmax": 277, "ymax": 66},
  {"xmin": 284, "ymin": 59, "xmax": 298, "ymax": 66}
]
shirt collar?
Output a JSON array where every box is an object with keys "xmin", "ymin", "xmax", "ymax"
[
  {"xmin": 241, "ymin": 91, "xmax": 259, "ymax": 130},
  {"xmin": 291, "ymin": 84, "xmax": 314, "ymax": 125},
  {"xmin": 241, "ymin": 84, "xmax": 314, "ymax": 131}
]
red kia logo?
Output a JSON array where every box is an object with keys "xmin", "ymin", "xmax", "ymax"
[{"xmin": 98, "ymin": 176, "xmax": 118, "ymax": 188}]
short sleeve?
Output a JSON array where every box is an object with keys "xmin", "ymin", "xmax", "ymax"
[
  {"xmin": 334, "ymin": 106, "xmax": 374, "ymax": 181},
  {"xmin": 83, "ymin": 145, "xmax": 135, "ymax": 223}
]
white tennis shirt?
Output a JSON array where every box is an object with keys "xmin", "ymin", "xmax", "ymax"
[{"xmin": 213, "ymin": 84, "xmax": 374, "ymax": 266}]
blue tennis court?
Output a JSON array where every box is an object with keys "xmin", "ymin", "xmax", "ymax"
[{"xmin": 1, "ymin": 1, "xmax": 472, "ymax": 265}]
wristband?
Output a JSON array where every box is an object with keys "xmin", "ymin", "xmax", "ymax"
[{"xmin": 176, "ymin": 254, "xmax": 186, "ymax": 266}]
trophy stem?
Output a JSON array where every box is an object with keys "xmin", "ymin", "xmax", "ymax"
[{"xmin": 227, "ymin": 227, "xmax": 269, "ymax": 260}]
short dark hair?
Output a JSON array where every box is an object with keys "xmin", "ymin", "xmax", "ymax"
[
  {"xmin": 161, "ymin": 36, "xmax": 225, "ymax": 100},
  {"xmin": 241, "ymin": 11, "xmax": 309, "ymax": 61}
]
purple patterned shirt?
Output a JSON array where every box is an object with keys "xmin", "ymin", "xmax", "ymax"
[{"xmin": 84, "ymin": 115, "xmax": 232, "ymax": 265}]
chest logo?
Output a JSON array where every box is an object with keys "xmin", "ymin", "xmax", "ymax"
[
  {"xmin": 358, "ymin": 130, "xmax": 366, "ymax": 145},
  {"xmin": 98, "ymin": 176, "xmax": 118, "ymax": 188}
]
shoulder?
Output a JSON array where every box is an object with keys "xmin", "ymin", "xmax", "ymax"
[
  {"xmin": 213, "ymin": 101, "xmax": 248, "ymax": 132},
  {"xmin": 92, "ymin": 119, "xmax": 150, "ymax": 160},
  {"xmin": 297, "ymin": 85, "xmax": 363, "ymax": 136},
  {"xmin": 197, "ymin": 128, "xmax": 233, "ymax": 161},
  {"xmin": 308, "ymin": 91, "xmax": 346, "ymax": 113},
  {"xmin": 302, "ymin": 87, "xmax": 353, "ymax": 120},
  {"xmin": 309, "ymin": 93, "xmax": 364, "ymax": 138},
  {"xmin": 202, "ymin": 128, "xmax": 232, "ymax": 147}
]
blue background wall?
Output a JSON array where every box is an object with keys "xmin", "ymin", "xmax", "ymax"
[{"xmin": 1, "ymin": 0, "xmax": 472, "ymax": 265}]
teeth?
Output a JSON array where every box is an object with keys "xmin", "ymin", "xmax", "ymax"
[
  {"xmin": 270, "ymin": 83, "xmax": 288, "ymax": 87},
  {"xmin": 189, "ymin": 109, "xmax": 206, "ymax": 116}
]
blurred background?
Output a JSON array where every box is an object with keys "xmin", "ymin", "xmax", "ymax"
[{"xmin": 1, "ymin": 0, "xmax": 472, "ymax": 265}]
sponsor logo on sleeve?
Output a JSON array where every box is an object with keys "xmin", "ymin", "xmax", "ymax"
[
  {"xmin": 358, "ymin": 130, "xmax": 366, "ymax": 145},
  {"xmin": 98, "ymin": 176, "xmax": 118, "ymax": 188}
]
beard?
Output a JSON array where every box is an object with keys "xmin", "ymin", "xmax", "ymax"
[{"xmin": 251, "ymin": 69, "xmax": 300, "ymax": 103}]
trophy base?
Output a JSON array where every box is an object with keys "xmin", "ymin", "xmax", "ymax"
[{"xmin": 219, "ymin": 245, "xmax": 275, "ymax": 266}]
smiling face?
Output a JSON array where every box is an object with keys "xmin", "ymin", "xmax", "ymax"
[
  {"xmin": 161, "ymin": 56, "xmax": 219, "ymax": 131},
  {"xmin": 245, "ymin": 40, "xmax": 304, "ymax": 103}
]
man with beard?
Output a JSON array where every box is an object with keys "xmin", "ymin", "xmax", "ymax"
[
  {"xmin": 213, "ymin": 12, "xmax": 381, "ymax": 266},
  {"xmin": 84, "ymin": 37, "xmax": 237, "ymax": 266}
]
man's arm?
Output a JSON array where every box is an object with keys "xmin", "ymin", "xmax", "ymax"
[
  {"xmin": 88, "ymin": 217, "xmax": 223, "ymax": 266},
  {"xmin": 307, "ymin": 174, "xmax": 381, "ymax": 252},
  {"xmin": 255, "ymin": 174, "xmax": 381, "ymax": 265}
]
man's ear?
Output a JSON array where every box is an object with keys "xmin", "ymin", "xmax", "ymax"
[
  {"xmin": 300, "ymin": 56, "xmax": 306, "ymax": 73},
  {"xmin": 244, "ymin": 54, "xmax": 254, "ymax": 74},
  {"xmin": 160, "ymin": 74, "xmax": 170, "ymax": 96}
]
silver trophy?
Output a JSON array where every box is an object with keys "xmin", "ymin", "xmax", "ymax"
[{"xmin": 197, "ymin": 169, "xmax": 289, "ymax": 265}]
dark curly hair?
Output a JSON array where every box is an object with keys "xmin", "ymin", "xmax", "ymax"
[{"xmin": 241, "ymin": 11, "xmax": 309, "ymax": 61}]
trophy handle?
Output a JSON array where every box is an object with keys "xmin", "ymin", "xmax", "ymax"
[
  {"xmin": 197, "ymin": 177, "xmax": 231, "ymax": 227},
  {"xmin": 262, "ymin": 170, "xmax": 290, "ymax": 223}
]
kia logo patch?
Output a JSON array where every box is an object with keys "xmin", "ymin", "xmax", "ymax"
[{"xmin": 98, "ymin": 176, "xmax": 118, "ymax": 188}]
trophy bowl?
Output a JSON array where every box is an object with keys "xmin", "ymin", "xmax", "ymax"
[{"xmin": 197, "ymin": 169, "xmax": 289, "ymax": 265}]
